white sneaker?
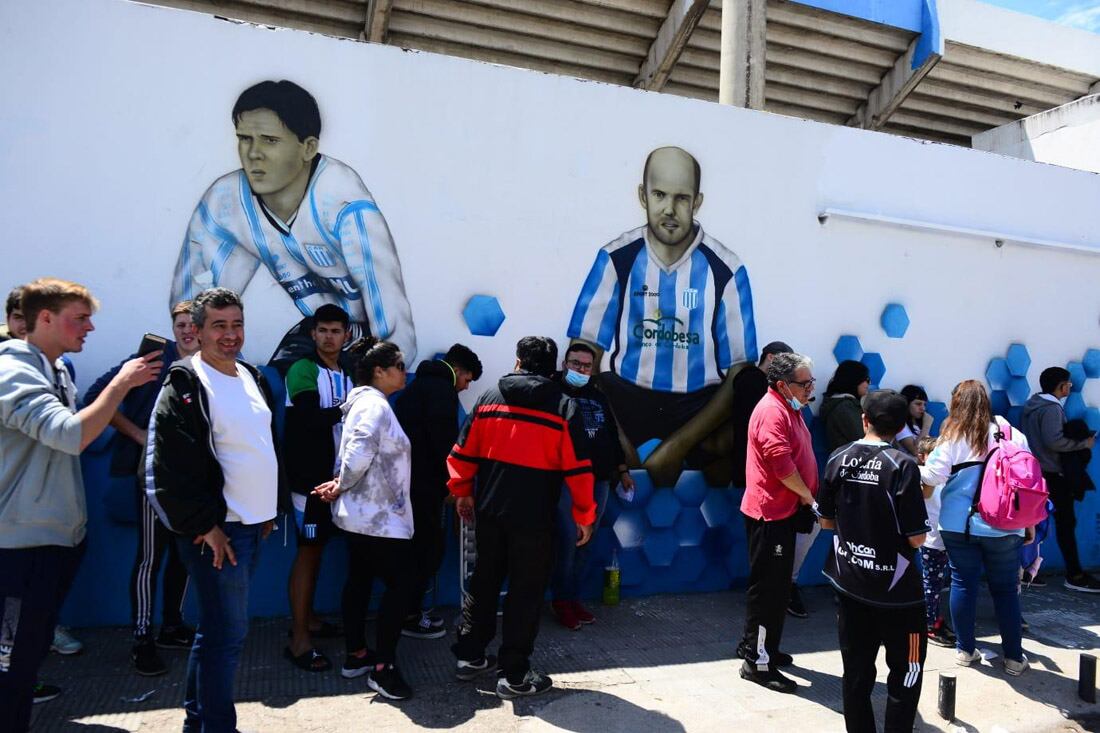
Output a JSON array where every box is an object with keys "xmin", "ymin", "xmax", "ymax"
[
  {"xmin": 50, "ymin": 626, "xmax": 83, "ymax": 655},
  {"xmin": 955, "ymin": 649, "xmax": 981, "ymax": 666},
  {"xmin": 1005, "ymin": 655, "xmax": 1029, "ymax": 676}
]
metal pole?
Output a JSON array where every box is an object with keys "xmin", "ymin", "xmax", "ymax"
[
  {"xmin": 938, "ymin": 672, "xmax": 956, "ymax": 721},
  {"xmin": 1081, "ymin": 653, "xmax": 1097, "ymax": 703},
  {"xmin": 718, "ymin": 0, "xmax": 740, "ymax": 105}
]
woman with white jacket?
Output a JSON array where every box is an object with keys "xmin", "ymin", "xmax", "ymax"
[
  {"xmin": 919, "ymin": 380, "xmax": 1034, "ymax": 677},
  {"xmin": 314, "ymin": 339, "xmax": 416, "ymax": 700}
]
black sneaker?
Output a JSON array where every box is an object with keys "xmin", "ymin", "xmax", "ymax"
[
  {"xmin": 341, "ymin": 650, "xmax": 376, "ymax": 679},
  {"xmin": 738, "ymin": 659, "xmax": 798, "ymax": 694},
  {"xmin": 1021, "ymin": 572, "xmax": 1047, "ymax": 588},
  {"xmin": 496, "ymin": 669, "xmax": 553, "ymax": 699},
  {"xmin": 367, "ymin": 664, "xmax": 413, "ymax": 700},
  {"xmin": 32, "ymin": 683, "xmax": 61, "ymax": 704},
  {"xmin": 132, "ymin": 639, "xmax": 168, "ymax": 676},
  {"xmin": 401, "ymin": 615, "xmax": 446, "ymax": 640},
  {"xmin": 735, "ymin": 643, "xmax": 792, "ymax": 667},
  {"xmin": 1065, "ymin": 573, "xmax": 1100, "ymax": 593},
  {"xmin": 928, "ymin": 625, "xmax": 957, "ymax": 648},
  {"xmin": 787, "ymin": 585, "xmax": 808, "ymax": 618},
  {"xmin": 155, "ymin": 624, "xmax": 195, "ymax": 650},
  {"xmin": 422, "ymin": 611, "xmax": 445, "ymax": 630},
  {"xmin": 456, "ymin": 654, "xmax": 498, "ymax": 681}
]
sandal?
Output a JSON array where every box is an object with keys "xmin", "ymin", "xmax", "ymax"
[
  {"xmin": 286, "ymin": 621, "xmax": 341, "ymax": 639},
  {"xmin": 284, "ymin": 646, "xmax": 332, "ymax": 672}
]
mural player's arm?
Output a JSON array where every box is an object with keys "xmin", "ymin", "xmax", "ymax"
[
  {"xmin": 644, "ymin": 258, "xmax": 757, "ymax": 486},
  {"xmin": 170, "ymin": 188, "xmax": 261, "ymax": 305},
  {"xmin": 334, "ymin": 178, "xmax": 417, "ymax": 365}
]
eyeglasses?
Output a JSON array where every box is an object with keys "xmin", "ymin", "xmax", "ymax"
[
  {"xmin": 788, "ymin": 378, "xmax": 816, "ymax": 389},
  {"xmin": 565, "ymin": 359, "xmax": 593, "ymax": 372}
]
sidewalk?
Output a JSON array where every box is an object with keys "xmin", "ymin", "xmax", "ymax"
[{"xmin": 32, "ymin": 581, "xmax": 1100, "ymax": 732}]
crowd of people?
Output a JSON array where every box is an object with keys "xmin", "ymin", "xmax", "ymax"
[{"xmin": 1, "ymin": 278, "xmax": 1097, "ymax": 732}]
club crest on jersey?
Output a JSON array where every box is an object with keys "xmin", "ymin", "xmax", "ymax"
[
  {"xmin": 306, "ymin": 244, "xmax": 336, "ymax": 268},
  {"xmin": 682, "ymin": 288, "xmax": 699, "ymax": 310}
]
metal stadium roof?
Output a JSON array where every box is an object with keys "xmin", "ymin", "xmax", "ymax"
[{"xmin": 143, "ymin": 0, "xmax": 1100, "ymax": 147}]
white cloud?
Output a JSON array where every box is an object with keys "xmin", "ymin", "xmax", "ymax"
[{"xmin": 1056, "ymin": 3, "xmax": 1100, "ymax": 32}]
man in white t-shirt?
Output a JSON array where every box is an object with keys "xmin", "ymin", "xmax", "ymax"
[{"xmin": 143, "ymin": 288, "xmax": 284, "ymax": 733}]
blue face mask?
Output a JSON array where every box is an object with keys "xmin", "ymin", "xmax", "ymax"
[{"xmin": 564, "ymin": 369, "xmax": 590, "ymax": 388}]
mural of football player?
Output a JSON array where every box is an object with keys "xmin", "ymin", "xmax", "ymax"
[
  {"xmin": 567, "ymin": 146, "xmax": 757, "ymax": 486},
  {"xmin": 170, "ymin": 80, "xmax": 416, "ymax": 371}
]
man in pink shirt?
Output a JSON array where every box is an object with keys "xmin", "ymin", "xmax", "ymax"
[{"xmin": 737, "ymin": 352, "xmax": 818, "ymax": 694}]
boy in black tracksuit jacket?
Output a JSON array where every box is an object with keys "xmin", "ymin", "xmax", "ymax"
[{"xmin": 446, "ymin": 337, "xmax": 595, "ymax": 697}]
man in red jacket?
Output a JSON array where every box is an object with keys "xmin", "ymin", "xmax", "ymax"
[
  {"xmin": 447, "ymin": 336, "xmax": 596, "ymax": 699},
  {"xmin": 737, "ymin": 352, "xmax": 818, "ymax": 694}
]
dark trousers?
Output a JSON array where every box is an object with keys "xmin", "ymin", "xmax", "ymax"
[
  {"xmin": 739, "ymin": 513, "xmax": 795, "ymax": 669},
  {"xmin": 0, "ymin": 543, "xmax": 85, "ymax": 733},
  {"xmin": 410, "ymin": 496, "xmax": 446, "ymax": 612},
  {"xmin": 341, "ymin": 533, "xmax": 417, "ymax": 664},
  {"xmin": 837, "ymin": 593, "xmax": 926, "ymax": 733},
  {"xmin": 1044, "ymin": 472, "xmax": 1082, "ymax": 577},
  {"xmin": 130, "ymin": 490, "xmax": 188, "ymax": 639},
  {"xmin": 452, "ymin": 515, "xmax": 554, "ymax": 684}
]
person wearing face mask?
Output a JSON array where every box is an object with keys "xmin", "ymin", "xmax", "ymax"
[
  {"xmin": 550, "ymin": 343, "xmax": 634, "ymax": 630},
  {"xmin": 737, "ymin": 352, "xmax": 819, "ymax": 694},
  {"xmin": 1021, "ymin": 367, "xmax": 1100, "ymax": 593}
]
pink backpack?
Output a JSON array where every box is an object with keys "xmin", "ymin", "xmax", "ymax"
[{"xmin": 969, "ymin": 423, "xmax": 1049, "ymax": 535}]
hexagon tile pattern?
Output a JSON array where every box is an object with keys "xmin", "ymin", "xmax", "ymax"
[
  {"xmin": 1083, "ymin": 349, "xmax": 1100, "ymax": 379},
  {"xmin": 880, "ymin": 303, "xmax": 910, "ymax": 339},
  {"xmin": 462, "ymin": 294, "xmax": 505, "ymax": 336},
  {"xmin": 1067, "ymin": 362, "xmax": 1086, "ymax": 393},
  {"xmin": 986, "ymin": 358, "xmax": 1012, "ymax": 391},
  {"xmin": 833, "ymin": 335, "xmax": 864, "ymax": 364},
  {"xmin": 1005, "ymin": 344, "xmax": 1031, "ymax": 378},
  {"xmin": 861, "ymin": 352, "xmax": 886, "ymax": 388}
]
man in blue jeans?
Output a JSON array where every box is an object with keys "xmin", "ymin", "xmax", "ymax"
[
  {"xmin": 550, "ymin": 343, "xmax": 635, "ymax": 629},
  {"xmin": 144, "ymin": 288, "xmax": 286, "ymax": 732}
]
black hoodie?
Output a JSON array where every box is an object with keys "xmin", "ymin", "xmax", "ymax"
[{"xmin": 393, "ymin": 359, "xmax": 462, "ymax": 509}]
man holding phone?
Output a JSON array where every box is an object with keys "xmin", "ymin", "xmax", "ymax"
[{"xmin": 84, "ymin": 300, "xmax": 201, "ymax": 676}]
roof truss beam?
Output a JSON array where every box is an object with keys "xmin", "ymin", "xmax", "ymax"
[
  {"xmin": 848, "ymin": 33, "xmax": 941, "ymax": 129},
  {"xmin": 363, "ymin": 0, "xmax": 394, "ymax": 43},
  {"xmin": 634, "ymin": 0, "xmax": 711, "ymax": 90},
  {"xmin": 718, "ymin": 0, "xmax": 766, "ymax": 108}
]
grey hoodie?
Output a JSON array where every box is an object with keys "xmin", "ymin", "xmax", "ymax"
[
  {"xmin": 1020, "ymin": 393, "xmax": 1089, "ymax": 475},
  {"xmin": 0, "ymin": 339, "xmax": 85, "ymax": 548}
]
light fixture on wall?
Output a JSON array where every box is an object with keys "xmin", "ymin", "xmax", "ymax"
[{"xmin": 817, "ymin": 207, "xmax": 1098, "ymax": 257}]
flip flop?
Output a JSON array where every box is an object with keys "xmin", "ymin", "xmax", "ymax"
[{"xmin": 284, "ymin": 646, "xmax": 332, "ymax": 672}]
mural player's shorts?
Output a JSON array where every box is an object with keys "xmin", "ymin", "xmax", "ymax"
[{"xmin": 291, "ymin": 491, "xmax": 339, "ymax": 546}]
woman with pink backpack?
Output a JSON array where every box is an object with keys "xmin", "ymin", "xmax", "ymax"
[{"xmin": 919, "ymin": 380, "xmax": 1044, "ymax": 677}]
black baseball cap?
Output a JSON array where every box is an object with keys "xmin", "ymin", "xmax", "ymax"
[{"xmin": 861, "ymin": 389, "xmax": 909, "ymax": 436}]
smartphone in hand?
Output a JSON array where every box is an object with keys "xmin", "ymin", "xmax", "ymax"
[{"xmin": 137, "ymin": 333, "xmax": 168, "ymax": 358}]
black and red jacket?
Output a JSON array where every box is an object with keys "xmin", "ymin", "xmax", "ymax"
[{"xmin": 447, "ymin": 371, "xmax": 595, "ymax": 530}]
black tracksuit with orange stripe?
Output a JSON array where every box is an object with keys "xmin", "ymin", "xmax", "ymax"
[{"xmin": 447, "ymin": 371, "xmax": 596, "ymax": 682}]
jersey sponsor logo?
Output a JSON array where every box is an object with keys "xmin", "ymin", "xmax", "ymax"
[
  {"xmin": 631, "ymin": 284, "xmax": 660, "ymax": 298},
  {"xmin": 282, "ymin": 274, "xmax": 363, "ymax": 301},
  {"xmin": 632, "ymin": 311, "xmax": 701, "ymax": 349},
  {"xmin": 845, "ymin": 541, "xmax": 877, "ymax": 559},
  {"xmin": 682, "ymin": 287, "xmax": 699, "ymax": 310}
]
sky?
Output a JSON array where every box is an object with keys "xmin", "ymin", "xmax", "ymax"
[{"xmin": 979, "ymin": 0, "xmax": 1100, "ymax": 33}]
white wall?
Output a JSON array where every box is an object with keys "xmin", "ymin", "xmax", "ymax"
[
  {"xmin": 973, "ymin": 95, "xmax": 1100, "ymax": 174},
  {"xmin": 2, "ymin": 0, "xmax": 1100, "ymax": 412}
]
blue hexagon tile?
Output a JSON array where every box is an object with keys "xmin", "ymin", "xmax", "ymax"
[
  {"xmin": 1006, "ymin": 406, "xmax": 1024, "ymax": 428},
  {"xmin": 645, "ymin": 490, "xmax": 681, "ymax": 528},
  {"xmin": 1007, "ymin": 376, "xmax": 1030, "ymax": 406},
  {"xmin": 669, "ymin": 546, "xmax": 707, "ymax": 582},
  {"xmin": 1083, "ymin": 349, "xmax": 1100, "ymax": 379},
  {"xmin": 642, "ymin": 528, "xmax": 679, "ymax": 567},
  {"xmin": 618, "ymin": 548, "xmax": 647, "ymax": 586},
  {"xmin": 1065, "ymin": 392, "xmax": 1087, "ymax": 421},
  {"xmin": 926, "ymin": 401, "xmax": 948, "ymax": 436},
  {"xmin": 989, "ymin": 390, "xmax": 1009, "ymax": 417},
  {"xmin": 861, "ymin": 352, "xmax": 886, "ymax": 388},
  {"xmin": 1005, "ymin": 344, "xmax": 1031, "ymax": 378},
  {"xmin": 462, "ymin": 294, "xmax": 505, "ymax": 336},
  {"xmin": 986, "ymin": 358, "xmax": 1012, "ymax": 391},
  {"xmin": 1067, "ymin": 362, "xmax": 1086, "ymax": 393},
  {"xmin": 1085, "ymin": 407, "xmax": 1100, "ymax": 434},
  {"xmin": 636, "ymin": 439, "xmax": 661, "ymax": 463},
  {"xmin": 612, "ymin": 508, "xmax": 646, "ymax": 549},
  {"xmin": 880, "ymin": 303, "xmax": 910, "ymax": 339},
  {"xmin": 675, "ymin": 509, "xmax": 707, "ymax": 547},
  {"xmin": 833, "ymin": 335, "xmax": 864, "ymax": 364},
  {"xmin": 672, "ymin": 471, "xmax": 709, "ymax": 507},
  {"xmin": 700, "ymin": 488, "xmax": 734, "ymax": 528}
]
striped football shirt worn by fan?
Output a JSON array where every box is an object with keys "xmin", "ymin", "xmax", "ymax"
[
  {"xmin": 170, "ymin": 154, "xmax": 417, "ymax": 364},
  {"xmin": 567, "ymin": 224, "xmax": 757, "ymax": 394}
]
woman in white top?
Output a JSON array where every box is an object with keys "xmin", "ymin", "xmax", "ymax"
[
  {"xmin": 314, "ymin": 339, "xmax": 415, "ymax": 701},
  {"xmin": 897, "ymin": 385, "xmax": 933, "ymax": 455},
  {"xmin": 919, "ymin": 380, "xmax": 1034, "ymax": 677}
]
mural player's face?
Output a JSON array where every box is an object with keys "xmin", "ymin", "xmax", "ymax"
[
  {"xmin": 197, "ymin": 305, "xmax": 244, "ymax": 362},
  {"xmin": 638, "ymin": 153, "xmax": 703, "ymax": 250},
  {"xmin": 235, "ymin": 109, "xmax": 317, "ymax": 196}
]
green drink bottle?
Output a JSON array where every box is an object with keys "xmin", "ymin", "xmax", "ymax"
[{"xmin": 602, "ymin": 549, "xmax": 621, "ymax": 606}]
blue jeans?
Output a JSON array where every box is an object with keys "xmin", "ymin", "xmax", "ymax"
[
  {"xmin": 551, "ymin": 481, "xmax": 609, "ymax": 601},
  {"xmin": 177, "ymin": 522, "xmax": 263, "ymax": 733},
  {"xmin": 941, "ymin": 531, "xmax": 1023, "ymax": 662}
]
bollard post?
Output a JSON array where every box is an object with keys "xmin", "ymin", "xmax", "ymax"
[
  {"xmin": 938, "ymin": 672, "xmax": 956, "ymax": 721},
  {"xmin": 1080, "ymin": 653, "xmax": 1097, "ymax": 703}
]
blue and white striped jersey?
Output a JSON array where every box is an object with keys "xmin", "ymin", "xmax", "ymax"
[
  {"xmin": 567, "ymin": 224, "xmax": 757, "ymax": 394},
  {"xmin": 170, "ymin": 154, "xmax": 417, "ymax": 363}
]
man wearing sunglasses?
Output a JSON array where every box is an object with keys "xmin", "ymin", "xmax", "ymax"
[{"xmin": 737, "ymin": 352, "xmax": 819, "ymax": 694}]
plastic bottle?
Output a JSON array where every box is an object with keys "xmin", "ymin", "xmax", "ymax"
[{"xmin": 602, "ymin": 549, "xmax": 621, "ymax": 606}]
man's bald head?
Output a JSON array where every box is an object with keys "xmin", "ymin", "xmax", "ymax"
[{"xmin": 642, "ymin": 146, "xmax": 701, "ymax": 197}]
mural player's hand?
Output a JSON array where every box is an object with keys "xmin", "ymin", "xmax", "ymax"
[
  {"xmin": 615, "ymin": 470, "xmax": 636, "ymax": 503},
  {"xmin": 643, "ymin": 440, "xmax": 687, "ymax": 488},
  {"xmin": 456, "ymin": 496, "xmax": 475, "ymax": 524},
  {"xmin": 312, "ymin": 478, "xmax": 340, "ymax": 503},
  {"xmin": 115, "ymin": 352, "xmax": 163, "ymax": 391},
  {"xmin": 194, "ymin": 525, "xmax": 236, "ymax": 570},
  {"xmin": 576, "ymin": 522, "xmax": 594, "ymax": 547}
]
